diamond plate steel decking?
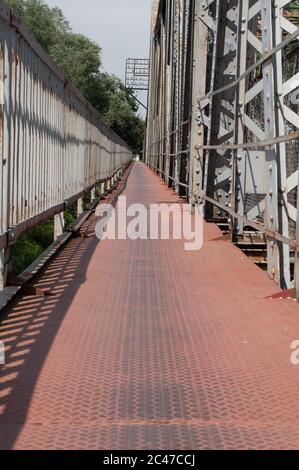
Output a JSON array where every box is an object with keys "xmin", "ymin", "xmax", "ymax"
[{"xmin": 1, "ymin": 163, "xmax": 299, "ymax": 450}]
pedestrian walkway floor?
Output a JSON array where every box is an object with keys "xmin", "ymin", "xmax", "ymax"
[{"xmin": 1, "ymin": 163, "xmax": 299, "ymax": 449}]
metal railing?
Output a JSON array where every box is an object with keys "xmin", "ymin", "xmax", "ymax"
[
  {"xmin": 146, "ymin": 0, "xmax": 299, "ymax": 298},
  {"xmin": 0, "ymin": 1, "xmax": 132, "ymax": 285}
]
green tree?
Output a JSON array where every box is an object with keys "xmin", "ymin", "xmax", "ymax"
[
  {"xmin": 96, "ymin": 74, "xmax": 145, "ymax": 154},
  {"xmin": 51, "ymin": 33, "xmax": 103, "ymax": 101},
  {"xmin": 5, "ymin": 0, "xmax": 145, "ymax": 153},
  {"xmin": 7, "ymin": 0, "xmax": 70, "ymax": 52}
]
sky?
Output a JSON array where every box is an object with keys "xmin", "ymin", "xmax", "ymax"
[{"xmin": 46, "ymin": 0, "xmax": 152, "ymax": 80}]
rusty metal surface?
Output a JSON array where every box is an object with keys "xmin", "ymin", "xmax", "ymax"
[{"xmin": 1, "ymin": 164, "xmax": 299, "ymax": 449}]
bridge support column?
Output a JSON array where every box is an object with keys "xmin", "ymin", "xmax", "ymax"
[
  {"xmin": 77, "ymin": 197, "xmax": 84, "ymax": 217},
  {"xmin": 54, "ymin": 212, "xmax": 65, "ymax": 241}
]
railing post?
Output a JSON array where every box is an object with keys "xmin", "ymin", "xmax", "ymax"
[
  {"xmin": 296, "ymin": 244, "xmax": 299, "ymax": 303},
  {"xmin": 54, "ymin": 212, "xmax": 65, "ymax": 241},
  {"xmin": 77, "ymin": 197, "xmax": 84, "ymax": 217},
  {"xmin": 295, "ymin": 167, "xmax": 299, "ymax": 301},
  {"xmin": 91, "ymin": 188, "xmax": 96, "ymax": 203},
  {"xmin": 0, "ymin": 248, "xmax": 10, "ymax": 290},
  {"xmin": 100, "ymin": 182, "xmax": 105, "ymax": 195}
]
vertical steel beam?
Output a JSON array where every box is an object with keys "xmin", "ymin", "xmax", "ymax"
[
  {"xmin": 261, "ymin": 0, "xmax": 280, "ymax": 283},
  {"xmin": 233, "ymin": 0, "xmax": 249, "ymax": 237},
  {"xmin": 203, "ymin": 0, "xmax": 239, "ymax": 220},
  {"xmin": 273, "ymin": 0, "xmax": 291, "ymax": 288},
  {"xmin": 189, "ymin": 0, "xmax": 208, "ymax": 205},
  {"xmin": 164, "ymin": 0, "xmax": 172, "ymax": 184}
]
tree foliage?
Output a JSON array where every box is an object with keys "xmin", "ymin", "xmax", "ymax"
[{"xmin": 6, "ymin": 0, "xmax": 145, "ymax": 154}]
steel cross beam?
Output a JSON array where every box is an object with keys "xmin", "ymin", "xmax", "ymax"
[
  {"xmin": 146, "ymin": 0, "xmax": 299, "ymax": 294},
  {"xmin": 198, "ymin": 0, "xmax": 295, "ymax": 287}
]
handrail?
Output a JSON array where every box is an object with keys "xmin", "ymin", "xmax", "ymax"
[{"xmin": 0, "ymin": 0, "xmax": 132, "ymax": 251}]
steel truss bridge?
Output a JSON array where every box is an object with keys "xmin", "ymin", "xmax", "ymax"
[
  {"xmin": 146, "ymin": 0, "xmax": 299, "ymax": 295},
  {"xmin": 0, "ymin": 0, "xmax": 299, "ymax": 451}
]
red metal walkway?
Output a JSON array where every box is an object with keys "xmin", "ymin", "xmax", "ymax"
[{"xmin": 1, "ymin": 163, "xmax": 299, "ymax": 450}]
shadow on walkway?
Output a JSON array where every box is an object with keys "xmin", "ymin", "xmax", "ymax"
[{"xmin": 0, "ymin": 169, "xmax": 131, "ymax": 450}]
